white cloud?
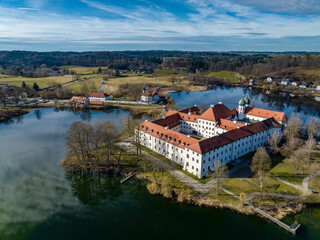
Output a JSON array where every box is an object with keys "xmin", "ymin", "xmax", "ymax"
[{"xmin": 0, "ymin": 0, "xmax": 320, "ymax": 50}]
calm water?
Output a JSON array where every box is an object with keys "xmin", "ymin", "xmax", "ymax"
[
  {"xmin": 170, "ymin": 87, "xmax": 320, "ymax": 121},
  {"xmin": 0, "ymin": 91, "xmax": 319, "ymax": 240}
]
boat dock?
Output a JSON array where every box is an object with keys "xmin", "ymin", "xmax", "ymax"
[
  {"xmin": 252, "ymin": 206, "xmax": 300, "ymax": 235},
  {"xmin": 121, "ymin": 172, "xmax": 138, "ymax": 184}
]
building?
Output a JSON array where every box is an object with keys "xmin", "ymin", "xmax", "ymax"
[
  {"xmin": 141, "ymin": 88, "xmax": 160, "ymax": 103},
  {"xmin": 88, "ymin": 92, "xmax": 110, "ymax": 103},
  {"xmin": 266, "ymin": 77, "xmax": 274, "ymax": 83},
  {"xmin": 280, "ymin": 78, "xmax": 291, "ymax": 86},
  {"xmin": 135, "ymin": 98, "xmax": 286, "ymax": 179},
  {"xmin": 70, "ymin": 96, "xmax": 89, "ymax": 105},
  {"xmin": 317, "ymin": 86, "xmax": 320, "ymax": 90}
]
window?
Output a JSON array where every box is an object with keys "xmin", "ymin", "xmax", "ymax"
[{"xmin": 187, "ymin": 154, "xmax": 189, "ymax": 158}]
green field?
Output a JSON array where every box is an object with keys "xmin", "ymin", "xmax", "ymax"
[
  {"xmin": 0, "ymin": 75, "xmax": 73, "ymax": 89},
  {"xmin": 61, "ymin": 66, "xmax": 108, "ymax": 74},
  {"xmin": 201, "ymin": 71, "xmax": 238, "ymax": 82}
]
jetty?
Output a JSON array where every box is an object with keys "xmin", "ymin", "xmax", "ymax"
[
  {"xmin": 121, "ymin": 172, "xmax": 138, "ymax": 184},
  {"xmin": 252, "ymin": 205, "xmax": 300, "ymax": 235}
]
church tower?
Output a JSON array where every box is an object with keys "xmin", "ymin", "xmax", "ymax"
[{"xmin": 238, "ymin": 98, "xmax": 245, "ymax": 120}]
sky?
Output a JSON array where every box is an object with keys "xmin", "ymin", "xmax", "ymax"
[{"xmin": 0, "ymin": 0, "xmax": 320, "ymax": 52}]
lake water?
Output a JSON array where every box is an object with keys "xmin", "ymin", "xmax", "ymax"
[
  {"xmin": 170, "ymin": 87, "xmax": 320, "ymax": 121},
  {"xmin": 0, "ymin": 89, "xmax": 320, "ymax": 240}
]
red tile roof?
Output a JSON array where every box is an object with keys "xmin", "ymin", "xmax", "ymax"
[
  {"xmin": 71, "ymin": 96, "xmax": 87, "ymax": 101},
  {"xmin": 153, "ymin": 113, "xmax": 181, "ymax": 129},
  {"xmin": 245, "ymin": 107, "xmax": 287, "ymax": 122},
  {"xmin": 188, "ymin": 118, "xmax": 281, "ymax": 154},
  {"xmin": 90, "ymin": 101, "xmax": 103, "ymax": 105},
  {"xmin": 89, "ymin": 92, "xmax": 105, "ymax": 98},
  {"xmin": 179, "ymin": 106, "xmax": 201, "ymax": 115},
  {"xmin": 137, "ymin": 121, "xmax": 200, "ymax": 149},
  {"xmin": 218, "ymin": 119, "xmax": 245, "ymax": 131},
  {"xmin": 199, "ymin": 104, "xmax": 234, "ymax": 122}
]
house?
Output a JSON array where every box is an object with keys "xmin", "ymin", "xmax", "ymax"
[
  {"xmin": 280, "ymin": 78, "xmax": 291, "ymax": 86},
  {"xmin": 299, "ymin": 82, "xmax": 309, "ymax": 88},
  {"xmin": 0, "ymin": 83, "xmax": 9, "ymax": 89},
  {"xmin": 316, "ymin": 86, "xmax": 320, "ymax": 90},
  {"xmin": 291, "ymin": 81, "xmax": 300, "ymax": 87},
  {"xmin": 266, "ymin": 77, "xmax": 274, "ymax": 83},
  {"xmin": 88, "ymin": 92, "xmax": 110, "ymax": 103},
  {"xmin": 70, "ymin": 96, "xmax": 89, "ymax": 105},
  {"xmin": 136, "ymin": 98, "xmax": 285, "ymax": 179},
  {"xmin": 141, "ymin": 88, "xmax": 160, "ymax": 103}
]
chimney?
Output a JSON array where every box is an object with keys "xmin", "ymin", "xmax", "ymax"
[
  {"xmin": 218, "ymin": 102, "xmax": 222, "ymax": 104},
  {"xmin": 237, "ymin": 126, "xmax": 241, "ymax": 129},
  {"xmin": 187, "ymin": 135, "xmax": 191, "ymax": 138},
  {"xmin": 165, "ymin": 126, "xmax": 169, "ymax": 129},
  {"xmin": 233, "ymin": 121, "xmax": 236, "ymax": 123}
]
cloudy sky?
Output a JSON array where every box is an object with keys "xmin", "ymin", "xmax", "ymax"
[{"xmin": 0, "ymin": 0, "xmax": 320, "ymax": 51}]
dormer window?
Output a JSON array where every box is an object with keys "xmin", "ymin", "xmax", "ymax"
[{"xmin": 151, "ymin": 130, "xmax": 154, "ymax": 133}]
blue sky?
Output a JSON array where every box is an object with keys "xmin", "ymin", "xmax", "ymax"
[{"xmin": 0, "ymin": 0, "xmax": 320, "ymax": 51}]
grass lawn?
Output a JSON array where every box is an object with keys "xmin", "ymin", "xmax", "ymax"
[
  {"xmin": 68, "ymin": 75, "xmax": 102, "ymax": 92},
  {"xmin": 0, "ymin": 75, "xmax": 73, "ymax": 89},
  {"xmin": 222, "ymin": 178, "xmax": 258, "ymax": 195},
  {"xmin": 270, "ymin": 159, "xmax": 307, "ymax": 185},
  {"xmin": 201, "ymin": 71, "xmax": 238, "ymax": 83},
  {"xmin": 61, "ymin": 66, "xmax": 108, "ymax": 74}
]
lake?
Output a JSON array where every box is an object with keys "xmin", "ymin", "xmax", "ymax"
[
  {"xmin": 0, "ymin": 89, "xmax": 320, "ymax": 240},
  {"xmin": 170, "ymin": 86, "xmax": 320, "ymax": 121}
]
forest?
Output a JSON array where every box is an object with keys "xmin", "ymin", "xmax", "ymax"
[{"xmin": 0, "ymin": 51, "xmax": 319, "ymax": 81}]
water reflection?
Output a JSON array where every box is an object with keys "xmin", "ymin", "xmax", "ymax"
[
  {"xmin": 170, "ymin": 87, "xmax": 320, "ymax": 121},
  {"xmin": 65, "ymin": 172, "xmax": 122, "ymax": 206}
]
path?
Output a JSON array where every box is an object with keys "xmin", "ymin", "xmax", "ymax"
[{"xmin": 116, "ymin": 138, "xmax": 214, "ymax": 193}]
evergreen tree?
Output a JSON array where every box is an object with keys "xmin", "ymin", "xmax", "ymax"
[
  {"xmin": 33, "ymin": 82, "xmax": 39, "ymax": 91},
  {"xmin": 22, "ymin": 81, "xmax": 27, "ymax": 88}
]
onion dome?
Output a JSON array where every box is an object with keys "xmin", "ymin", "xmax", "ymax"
[
  {"xmin": 239, "ymin": 98, "xmax": 245, "ymax": 106},
  {"xmin": 244, "ymin": 97, "xmax": 250, "ymax": 105}
]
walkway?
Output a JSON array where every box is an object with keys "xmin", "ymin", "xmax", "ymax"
[{"xmin": 116, "ymin": 138, "xmax": 214, "ymax": 193}]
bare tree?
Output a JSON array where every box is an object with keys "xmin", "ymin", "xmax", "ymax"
[
  {"xmin": 289, "ymin": 148, "xmax": 309, "ymax": 175},
  {"xmin": 305, "ymin": 117, "xmax": 320, "ymax": 139},
  {"xmin": 283, "ymin": 113, "xmax": 302, "ymax": 140},
  {"xmin": 0, "ymin": 87, "xmax": 8, "ymax": 106},
  {"xmin": 198, "ymin": 104, "xmax": 208, "ymax": 114},
  {"xmin": 268, "ymin": 130, "xmax": 281, "ymax": 154},
  {"xmin": 213, "ymin": 161, "xmax": 228, "ymax": 195},
  {"xmin": 250, "ymin": 147, "xmax": 271, "ymax": 189}
]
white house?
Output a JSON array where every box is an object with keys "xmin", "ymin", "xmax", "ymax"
[
  {"xmin": 70, "ymin": 96, "xmax": 89, "ymax": 105},
  {"xmin": 316, "ymin": 86, "xmax": 320, "ymax": 90},
  {"xmin": 266, "ymin": 77, "xmax": 274, "ymax": 83},
  {"xmin": 141, "ymin": 88, "xmax": 160, "ymax": 103},
  {"xmin": 280, "ymin": 78, "xmax": 291, "ymax": 86},
  {"xmin": 88, "ymin": 92, "xmax": 110, "ymax": 103},
  {"xmin": 136, "ymin": 98, "xmax": 286, "ymax": 179}
]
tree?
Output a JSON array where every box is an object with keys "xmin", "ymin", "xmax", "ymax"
[
  {"xmin": 0, "ymin": 87, "xmax": 8, "ymax": 106},
  {"xmin": 170, "ymin": 76, "xmax": 176, "ymax": 85},
  {"xmin": 305, "ymin": 117, "xmax": 320, "ymax": 139},
  {"xmin": 280, "ymin": 137, "xmax": 302, "ymax": 157},
  {"xmin": 283, "ymin": 113, "xmax": 302, "ymax": 140},
  {"xmin": 289, "ymin": 148, "xmax": 309, "ymax": 174},
  {"xmin": 97, "ymin": 67, "xmax": 102, "ymax": 74},
  {"xmin": 21, "ymin": 81, "xmax": 27, "ymax": 88},
  {"xmin": 268, "ymin": 130, "xmax": 281, "ymax": 154},
  {"xmin": 33, "ymin": 82, "xmax": 39, "ymax": 91},
  {"xmin": 198, "ymin": 104, "xmax": 208, "ymax": 114},
  {"xmin": 213, "ymin": 161, "xmax": 228, "ymax": 195},
  {"xmin": 250, "ymin": 147, "xmax": 271, "ymax": 189}
]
